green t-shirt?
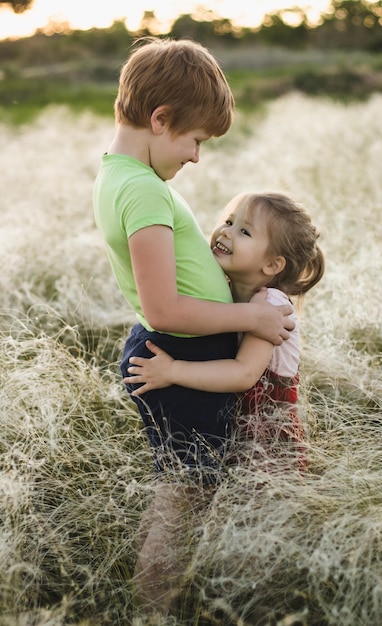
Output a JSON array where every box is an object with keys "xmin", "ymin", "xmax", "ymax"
[{"xmin": 93, "ymin": 154, "xmax": 233, "ymax": 335}]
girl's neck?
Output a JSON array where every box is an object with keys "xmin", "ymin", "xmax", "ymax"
[{"xmin": 230, "ymin": 281, "xmax": 260, "ymax": 304}]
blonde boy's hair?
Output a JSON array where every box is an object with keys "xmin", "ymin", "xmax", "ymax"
[{"xmin": 115, "ymin": 37, "xmax": 234, "ymax": 137}]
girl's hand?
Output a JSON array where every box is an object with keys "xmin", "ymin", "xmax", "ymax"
[{"xmin": 123, "ymin": 340, "xmax": 175, "ymax": 396}]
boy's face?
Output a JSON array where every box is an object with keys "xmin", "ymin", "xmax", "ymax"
[
  {"xmin": 149, "ymin": 126, "xmax": 210, "ymax": 180},
  {"xmin": 210, "ymin": 202, "xmax": 276, "ymax": 289}
]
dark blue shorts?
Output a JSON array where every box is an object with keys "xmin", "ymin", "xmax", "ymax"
[{"xmin": 121, "ymin": 323, "xmax": 237, "ymax": 482}]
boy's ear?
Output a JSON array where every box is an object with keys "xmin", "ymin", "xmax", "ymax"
[
  {"xmin": 263, "ymin": 255, "xmax": 286, "ymax": 277},
  {"xmin": 151, "ymin": 105, "xmax": 171, "ymax": 134}
]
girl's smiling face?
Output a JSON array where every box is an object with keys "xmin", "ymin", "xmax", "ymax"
[{"xmin": 211, "ymin": 196, "xmax": 285, "ymax": 297}]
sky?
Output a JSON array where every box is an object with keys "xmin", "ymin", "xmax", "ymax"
[{"xmin": 0, "ymin": 0, "xmax": 332, "ymax": 40}]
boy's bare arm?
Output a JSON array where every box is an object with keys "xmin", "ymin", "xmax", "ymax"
[
  {"xmin": 124, "ymin": 334, "xmax": 273, "ymax": 396},
  {"xmin": 129, "ymin": 225, "xmax": 294, "ymax": 345}
]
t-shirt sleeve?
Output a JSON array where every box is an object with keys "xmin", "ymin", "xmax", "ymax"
[
  {"xmin": 119, "ymin": 176, "xmax": 174, "ymax": 238},
  {"xmin": 267, "ymin": 288, "xmax": 300, "ymax": 377}
]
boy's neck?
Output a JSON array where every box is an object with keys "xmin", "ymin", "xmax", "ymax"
[{"xmin": 108, "ymin": 124, "xmax": 150, "ymax": 164}]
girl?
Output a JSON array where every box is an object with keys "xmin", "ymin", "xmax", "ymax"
[{"xmin": 124, "ymin": 191, "xmax": 325, "ymax": 472}]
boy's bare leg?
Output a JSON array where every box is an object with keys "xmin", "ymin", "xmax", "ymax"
[{"xmin": 133, "ymin": 480, "xmax": 200, "ymax": 617}]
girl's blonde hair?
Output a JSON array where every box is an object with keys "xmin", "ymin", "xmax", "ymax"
[
  {"xmin": 115, "ymin": 37, "xmax": 234, "ymax": 137},
  {"xmin": 241, "ymin": 192, "xmax": 325, "ymax": 296}
]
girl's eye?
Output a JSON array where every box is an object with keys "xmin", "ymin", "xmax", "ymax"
[
  {"xmin": 241, "ymin": 228, "xmax": 251, "ymax": 236},
  {"xmin": 225, "ymin": 220, "xmax": 233, "ymax": 226}
]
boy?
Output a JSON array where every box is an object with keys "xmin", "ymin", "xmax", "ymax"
[{"xmin": 93, "ymin": 37, "xmax": 294, "ymax": 616}]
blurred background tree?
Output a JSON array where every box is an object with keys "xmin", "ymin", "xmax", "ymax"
[
  {"xmin": 0, "ymin": 0, "xmax": 381, "ymax": 50},
  {"xmin": 0, "ymin": 0, "xmax": 32, "ymax": 12}
]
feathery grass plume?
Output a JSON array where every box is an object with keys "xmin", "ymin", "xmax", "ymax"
[
  {"xmin": 185, "ymin": 394, "xmax": 382, "ymax": 624},
  {"xmin": 0, "ymin": 106, "xmax": 132, "ymax": 339},
  {"xmin": 0, "ymin": 94, "xmax": 381, "ymax": 623},
  {"xmin": 0, "ymin": 319, "xmax": 154, "ymax": 623}
]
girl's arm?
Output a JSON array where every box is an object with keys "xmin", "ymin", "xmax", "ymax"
[
  {"xmin": 124, "ymin": 334, "xmax": 273, "ymax": 397},
  {"xmin": 130, "ymin": 225, "xmax": 294, "ymax": 344}
]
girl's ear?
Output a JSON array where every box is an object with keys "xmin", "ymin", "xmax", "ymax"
[
  {"xmin": 263, "ymin": 255, "xmax": 286, "ymax": 277},
  {"xmin": 151, "ymin": 105, "xmax": 171, "ymax": 135}
]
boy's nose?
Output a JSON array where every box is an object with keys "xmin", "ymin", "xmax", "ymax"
[{"xmin": 190, "ymin": 145, "xmax": 200, "ymax": 163}]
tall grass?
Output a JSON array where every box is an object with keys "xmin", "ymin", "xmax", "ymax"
[{"xmin": 0, "ymin": 93, "xmax": 381, "ymax": 625}]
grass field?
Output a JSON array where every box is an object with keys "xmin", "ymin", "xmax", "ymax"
[{"xmin": 0, "ymin": 92, "xmax": 381, "ymax": 625}]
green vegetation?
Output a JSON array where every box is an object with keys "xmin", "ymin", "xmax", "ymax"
[
  {"xmin": 1, "ymin": 46, "xmax": 382, "ymax": 124},
  {"xmin": 0, "ymin": 74, "xmax": 116, "ymax": 124}
]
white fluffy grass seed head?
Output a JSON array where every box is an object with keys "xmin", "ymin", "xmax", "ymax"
[{"xmin": 0, "ymin": 321, "xmax": 153, "ymax": 622}]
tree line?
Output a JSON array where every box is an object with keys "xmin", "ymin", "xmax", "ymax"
[
  {"xmin": 166, "ymin": 1, "xmax": 382, "ymax": 51},
  {"xmin": 0, "ymin": 0, "xmax": 381, "ymax": 57}
]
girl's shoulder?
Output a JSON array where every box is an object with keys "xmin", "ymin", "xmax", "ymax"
[
  {"xmin": 266, "ymin": 287, "xmax": 293, "ymax": 308},
  {"xmin": 268, "ymin": 288, "xmax": 300, "ymax": 377}
]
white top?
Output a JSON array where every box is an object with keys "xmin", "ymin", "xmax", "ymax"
[{"xmin": 267, "ymin": 288, "xmax": 300, "ymax": 377}]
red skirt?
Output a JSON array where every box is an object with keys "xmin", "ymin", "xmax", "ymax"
[{"xmin": 235, "ymin": 370, "xmax": 307, "ymax": 472}]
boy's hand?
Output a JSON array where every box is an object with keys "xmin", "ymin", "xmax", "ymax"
[
  {"xmin": 123, "ymin": 340, "xmax": 174, "ymax": 396},
  {"xmin": 250, "ymin": 288, "xmax": 295, "ymax": 345}
]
